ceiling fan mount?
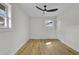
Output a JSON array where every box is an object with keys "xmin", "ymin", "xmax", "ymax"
[{"xmin": 36, "ymin": 5, "xmax": 58, "ymax": 13}]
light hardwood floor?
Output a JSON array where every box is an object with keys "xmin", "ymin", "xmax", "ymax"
[{"xmin": 16, "ymin": 39, "xmax": 79, "ymax": 55}]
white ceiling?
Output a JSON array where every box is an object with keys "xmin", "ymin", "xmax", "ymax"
[
  {"xmin": 19, "ymin": 3, "xmax": 79, "ymax": 18},
  {"xmin": 20, "ymin": 3, "xmax": 73, "ymax": 17},
  {"xmin": 17, "ymin": 3, "xmax": 79, "ymax": 26}
]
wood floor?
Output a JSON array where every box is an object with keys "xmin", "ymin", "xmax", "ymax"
[{"xmin": 16, "ymin": 39, "xmax": 79, "ymax": 55}]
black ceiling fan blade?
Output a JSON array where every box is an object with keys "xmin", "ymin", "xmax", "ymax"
[
  {"xmin": 46, "ymin": 8, "xmax": 58, "ymax": 12},
  {"xmin": 36, "ymin": 6, "xmax": 44, "ymax": 11}
]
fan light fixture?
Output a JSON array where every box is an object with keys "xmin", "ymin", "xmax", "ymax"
[{"xmin": 36, "ymin": 5, "xmax": 58, "ymax": 14}]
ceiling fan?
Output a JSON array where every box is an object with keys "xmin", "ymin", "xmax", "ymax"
[{"xmin": 36, "ymin": 5, "xmax": 58, "ymax": 14}]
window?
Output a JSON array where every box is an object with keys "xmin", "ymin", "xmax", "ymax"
[{"xmin": 0, "ymin": 3, "xmax": 11, "ymax": 28}]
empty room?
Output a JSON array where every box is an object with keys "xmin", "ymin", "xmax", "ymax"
[{"xmin": 0, "ymin": 3, "xmax": 79, "ymax": 55}]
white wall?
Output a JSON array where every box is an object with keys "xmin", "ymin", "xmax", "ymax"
[
  {"xmin": 63, "ymin": 25, "xmax": 79, "ymax": 51},
  {"xmin": 29, "ymin": 17, "xmax": 57, "ymax": 39},
  {"xmin": 0, "ymin": 4, "xmax": 29, "ymax": 54},
  {"xmin": 59, "ymin": 24, "xmax": 79, "ymax": 52},
  {"xmin": 58, "ymin": 4, "xmax": 79, "ymax": 52}
]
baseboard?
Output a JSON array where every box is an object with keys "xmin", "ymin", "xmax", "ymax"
[
  {"xmin": 59, "ymin": 39, "xmax": 79, "ymax": 53},
  {"xmin": 10, "ymin": 39, "xmax": 29, "ymax": 55}
]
